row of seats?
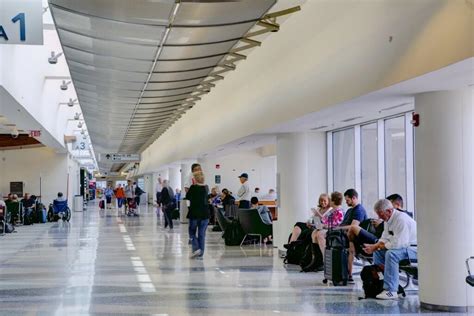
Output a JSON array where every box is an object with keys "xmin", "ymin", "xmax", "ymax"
[{"xmin": 0, "ymin": 192, "xmax": 72, "ymax": 235}]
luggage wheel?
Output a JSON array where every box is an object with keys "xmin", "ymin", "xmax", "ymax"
[{"xmin": 323, "ymin": 279, "xmax": 328, "ymax": 284}]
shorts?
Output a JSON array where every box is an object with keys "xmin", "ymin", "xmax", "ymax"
[
  {"xmin": 294, "ymin": 222, "xmax": 311, "ymax": 232},
  {"xmin": 356, "ymin": 228, "xmax": 378, "ymax": 245}
]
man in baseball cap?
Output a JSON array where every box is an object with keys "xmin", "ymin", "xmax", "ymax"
[{"xmin": 237, "ymin": 173, "xmax": 250, "ymax": 208}]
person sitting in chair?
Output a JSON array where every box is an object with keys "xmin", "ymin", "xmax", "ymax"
[
  {"xmin": 362, "ymin": 199, "xmax": 417, "ymax": 300},
  {"xmin": 251, "ymin": 196, "xmax": 273, "ymax": 244},
  {"xmin": 55, "ymin": 192, "xmax": 66, "ymax": 202},
  {"xmin": 250, "ymin": 196, "xmax": 273, "ymax": 225}
]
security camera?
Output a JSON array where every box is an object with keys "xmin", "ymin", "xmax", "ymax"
[
  {"xmin": 60, "ymin": 80, "xmax": 71, "ymax": 91},
  {"xmin": 11, "ymin": 129, "xmax": 19, "ymax": 139},
  {"xmin": 67, "ymin": 98, "xmax": 77, "ymax": 107},
  {"xmin": 74, "ymin": 113, "xmax": 80, "ymax": 120},
  {"xmin": 48, "ymin": 51, "xmax": 63, "ymax": 64},
  {"xmin": 77, "ymin": 122, "xmax": 83, "ymax": 128}
]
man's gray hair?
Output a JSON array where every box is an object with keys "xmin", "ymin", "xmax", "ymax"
[{"xmin": 374, "ymin": 199, "xmax": 393, "ymax": 212}]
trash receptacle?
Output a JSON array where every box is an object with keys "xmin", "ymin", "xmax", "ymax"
[{"xmin": 74, "ymin": 195, "xmax": 84, "ymax": 212}]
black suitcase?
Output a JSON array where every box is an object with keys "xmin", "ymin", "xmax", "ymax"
[
  {"xmin": 323, "ymin": 215, "xmax": 349, "ymax": 286},
  {"xmin": 324, "ymin": 247, "xmax": 349, "ymax": 286}
]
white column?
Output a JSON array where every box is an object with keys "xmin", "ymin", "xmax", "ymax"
[
  {"xmin": 415, "ymin": 89, "xmax": 474, "ymax": 312},
  {"xmin": 181, "ymin": 162, "xmax": 193, "ymax": 192},
  {"xmin": 180, "ymin": 162, "xmax": 193, "ymax": 224},
  {"xmin": 275, "ymin": 132, "xmax": 326, "ymax": 251},
  {"xmin": 143, "ymin": 174, "xmax": 154, "ymax": 205},
  {"xmin": 168, "ymin": 166, "xmax": 181, "ymax": 192}
]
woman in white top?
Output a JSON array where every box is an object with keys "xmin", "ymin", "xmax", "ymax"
[{"xmin": 285, "ymin": 194, "xmax": 332, "ymax": 246}]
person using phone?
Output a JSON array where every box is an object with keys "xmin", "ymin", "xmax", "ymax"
[{"xmin": 284, "ymin": 194, "xmax": 332, "ymax": 247}]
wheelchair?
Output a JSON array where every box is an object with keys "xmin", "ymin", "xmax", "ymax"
[{"xmin": 48, "ymin": 200, "xmax": 71, "ymax": 222}]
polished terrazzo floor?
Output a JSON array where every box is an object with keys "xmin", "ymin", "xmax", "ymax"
[{"xmin": 0, "ymin": 203, "xmax": 457, "ymax": 315}]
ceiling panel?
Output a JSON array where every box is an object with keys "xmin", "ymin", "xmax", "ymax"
[
  {"xmin": 175, "ymin": 0, "xmax": 275, "ymax": 26},
  {"xmin": 58, "ymin": 29, "xmax": 158, "ymax": 60},
  {"xmin": 50, "ymin": 0, "xmax": 174, "ymax": 25},
  {"xmin": 153, "ymin": 55, "xmax": 225, "ymax": 72}
]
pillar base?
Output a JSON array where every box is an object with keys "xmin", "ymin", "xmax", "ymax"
[{"xmin": 421, "ymin": 301, "xmax": 470, "ymax": 313}]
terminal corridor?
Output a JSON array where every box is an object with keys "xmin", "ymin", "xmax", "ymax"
[{"xmin": 0, "ymin": 204, "xmax": 425, "ymax": 316}]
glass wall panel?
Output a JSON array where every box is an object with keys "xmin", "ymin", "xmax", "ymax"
[
  {"xmin": 385, "ymin": 116, "xmax": 406, "ymax": 201},
  {"xmin": 361, "ymin": 123, "xmax": 378, "ymax": 215},
  {"xmin": 333, "ymin": 129, "xmax": 355, "ymax": 195}
]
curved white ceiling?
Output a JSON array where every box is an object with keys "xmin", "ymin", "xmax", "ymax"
[{"xmin": 49, "ymin": 0, "xmax": 277, "ymax": 171}]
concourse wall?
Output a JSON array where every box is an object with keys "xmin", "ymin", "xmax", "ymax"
[
  {"xmin": 0, "ymin": 147, "xmax": 80, "ymax": 204},
  {"xmin": 199, "ymin": 150, "xmax": 277, "ymax": 197}
]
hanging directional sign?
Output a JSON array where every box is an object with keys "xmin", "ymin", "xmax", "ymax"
[
  {"xmin": 0, "ymin": 0, "xmax": 43, "ymax": 45},
  {"xmin": 99, "ymin": 153, "xmax": 141, "ymax": 162}
]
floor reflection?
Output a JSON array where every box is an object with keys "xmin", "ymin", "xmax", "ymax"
[{"xmin": 0, "ymin": 202, "xmax": 431, "ymax": 315}]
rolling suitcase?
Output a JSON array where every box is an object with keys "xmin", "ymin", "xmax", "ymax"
[
  {"xmin": 324, "ymin": 247, "xmax": 349, "ymax": 286},
  {"xmin": 323, "ymin": 215, "xmax": 349, "ymax": 286}
]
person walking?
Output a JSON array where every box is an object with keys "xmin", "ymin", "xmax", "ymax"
[
  {"xmin": 134, "ymin": 182, "xmax": 145, "ymax": 207},
  {"xmin": 160, "ymin": 180, "xmax": 175, "ymax": 230},
  {"xmin": 104, "ymin": 185, "xmax": 114, "ymax": 209},
  {"xmin": 115, "ymin": 184, "xmax": 125, "ymax": 210},
  {"xmin": 185, "ymin": 171, "xmax": 210, "ymax": 259}
]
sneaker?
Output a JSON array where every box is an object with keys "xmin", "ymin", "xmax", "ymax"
[
  {"xmin": 376, "ymin": 290, "xmax": 398, "ymax": 300},
  {"xmin": 190, "ymin": 249, "xmax": 201, "ymax": 258},
  {"xmin": 347, "ymin": 276, "xmax": 355, "ymax": 284},
  {"xmin": 283, "ymin": 243, "xmax": 290, "ymax": 249}
]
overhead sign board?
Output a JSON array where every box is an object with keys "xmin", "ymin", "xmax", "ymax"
[
  {"xmin": 100, "ymin": 153, "xmax": 141, "ymax": 162},
  {"xmin": 0, "ymin": 0, "xmax": 43, "ymax": 45}
]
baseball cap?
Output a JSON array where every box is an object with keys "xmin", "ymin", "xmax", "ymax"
[{"xmin": 238, "ymin": 173, "xmax": 248, "ymax": 179}]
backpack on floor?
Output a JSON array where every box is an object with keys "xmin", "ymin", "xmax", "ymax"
[
  {"xmin": 223, "ymin": 219, "xmax": 245, "ymax": 246},
  {"xmin": 360, "ymin": 264, "xmax": 405, "ymax": 298},
  {"xmin": 284, "ymin": 240, "xmax": 307, "ymax": 265},
  {"xmin": 4, "ymin": 222, "xmax": 15, "ymax": 233}
]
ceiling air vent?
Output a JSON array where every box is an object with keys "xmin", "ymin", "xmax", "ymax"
[
  {"xmin": 379, "ymin": 102, "xmax": 412, "ymax": 112},
  {"xmin": 310, "ymin": 125, "xmax": 328, "ymax": 131},
  {"xmin": 341, "ymin": 116, "xmax": 363, "ymax": 123}
]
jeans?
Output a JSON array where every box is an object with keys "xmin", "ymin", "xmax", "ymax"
[
  {"xmin": 189, "ymin": 218, "xmax": 209, "ymax": 256},
  {"xmin": 373, "ymin": 247, "xmax": 417, "ymax": 292},
  {"xmin": 117, "ymin": 198, "xmax": 124, "ymax": 208},
  {"xmin": 163, "ymin": 206, "xmax": 173, "ymax": 229}
]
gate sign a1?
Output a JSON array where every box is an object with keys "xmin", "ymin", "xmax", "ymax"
[{"xmin": 0, "ymin": 0, "xmax": 43, "ymax": 45}]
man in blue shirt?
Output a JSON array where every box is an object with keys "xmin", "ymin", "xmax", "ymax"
[{"xmin": 334, "ymin": 189, "xmax": 367, "ymax": 283}]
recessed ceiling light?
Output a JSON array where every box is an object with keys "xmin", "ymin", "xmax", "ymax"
[{"xmin": 341, "ymin": 116, "xmax": 363, "ymax": 123}]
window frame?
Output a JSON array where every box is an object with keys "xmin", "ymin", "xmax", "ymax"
[{"xmin": 327, "ymin": 112, "xmax": 415, "ymax": 215}]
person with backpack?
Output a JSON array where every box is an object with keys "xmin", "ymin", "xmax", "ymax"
[
  {"xmin": 362, "ymin": 199, "xmax": 417, "ymax": 300},
  {"xmin": 160, "ymin": 180, "xmax": 175, "ymax": 230},
  {"xmin": 134, "ymin": 182, "xmax": 145, "ymax": 207}
]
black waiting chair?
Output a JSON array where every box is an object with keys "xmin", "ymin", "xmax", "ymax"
[
  {"xmin": 238, "ymin": 208, "xmax": 272, "ymax": 246},
  {"xmin": 216, "ymin": 207, "xmax": 232, "ymax": 232},
  {"xmin": 5, "ymin": 201, "xmax": 22, "ymax": 225}
]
